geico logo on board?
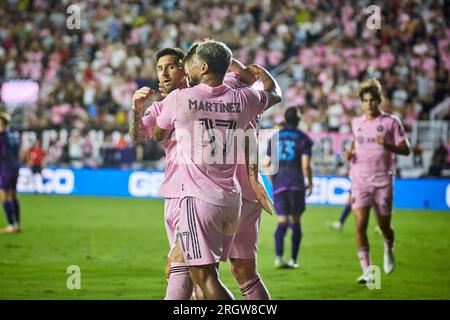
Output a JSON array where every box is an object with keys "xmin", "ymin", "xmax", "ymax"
[
  {"xmin": 306, "ymin": 177, "xmax": 351, "ymax": 205},
  {"xmin": 128, "ymin": 172, "xmax": 164, "ymax": 197},
  {"xmin": 17, "ymin": 168, "xmax": 74, "ymax": 194}
]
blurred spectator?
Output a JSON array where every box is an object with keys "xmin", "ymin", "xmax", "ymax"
[
  {"xmin": 412, "ymin": 140, "xmax": 424, "ymax": 167},
  {"xmin": 46, "ymin": 138, "xmax": 64, "ymax": 167},
  {"xmin": 1, "ymin": 0, "xmax": 448, "ymax": 132},
  {"xmin": 428, "ymin": 139, "xmax": 449, "ymax": 176},
  {"xmin": 68, "ymin": 129, "xmax": 85, "ymax": 168},
  {"xmin": 25, "ymin": 138, "xmax": 46, "ymax": 192},
  {"xmin": 0, "ymin": 0, "xmax": 448, "ymax": 174},
  {"xmin": 320, "ymin": 148, "xmax": 340, "ymax": 175}
]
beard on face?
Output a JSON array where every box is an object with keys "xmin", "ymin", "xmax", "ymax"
[{"xmin": 162, "ymin": 81, "xmax": 173, "ymax": 92}]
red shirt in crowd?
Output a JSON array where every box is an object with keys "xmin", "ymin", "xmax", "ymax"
[{"xmin": 27, "ymin": 147, "xmax": 45, "ymax": 166}]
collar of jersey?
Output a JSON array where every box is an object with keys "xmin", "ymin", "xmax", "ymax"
[
  {"xmin": 197, "ymin": 83, "xmax": 230, "ymax": 95},
  {"xmin": 362, "ymin": 111, "xmax": 387, "ymax": 122}
]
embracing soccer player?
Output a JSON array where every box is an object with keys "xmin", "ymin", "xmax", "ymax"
[{"xmin": 153, "ymin": 40, "xmax": 281, "ymax": 299}]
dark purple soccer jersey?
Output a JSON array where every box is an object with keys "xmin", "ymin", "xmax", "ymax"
[
  {"xmin": 0, "ymin": 130, "xmax": 21, "ymax": 178},
  {"xmin": 267, "ymin": 125, "xmax": 313, "ymax": 194}
]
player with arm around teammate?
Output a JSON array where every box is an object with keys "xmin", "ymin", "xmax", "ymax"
[
  {"xmin": 129, "ymin": 47, "xmax": 195, "ymax": 299},
  {"xmin": 153, "ymin": 40, "xmax": 282, "ymax": 299}
]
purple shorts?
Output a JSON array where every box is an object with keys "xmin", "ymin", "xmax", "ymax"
[
  {"xmin": 229, "ymin": 199, "xmax": 262, "ymax": 260},
  {"xmin": 175, "ymin": 196, "xmax": 240, "ymax": 266},
  {"xmin": 0, "ymin": 175, "xmax": 18, "ymax": 191},
  {"xmin": 274, "ymin": 189, "xmax": 305, "ymax": 216}
]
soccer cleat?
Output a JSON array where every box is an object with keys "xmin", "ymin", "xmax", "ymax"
[
  {"xmin": 0, "ymin": 225, "xmax": 19, "ymax": 234},
  {"xmin": 356, "ymin": 269, "xmax": 374, "ymax": 285},
  {"xmin": 287, "ymin": 259, "xmax": 299, "ymax": 269},
  {"xmin": 274, "ymin": 256, "xmax": 288, "ymax": 269},
  {"xmin": 383, "ymin": 248, "xmax": 395, "ymax": 274},
  {"xmin": 327, "ymin": 221, "xmax": 343, "ymax": 232}
]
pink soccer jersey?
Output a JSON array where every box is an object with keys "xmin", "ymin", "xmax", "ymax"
[
  {"xmin": 223, "ymin": 72, "xmax": 245, "ymax": 89},
  {"xmin": 142, "ymin": 101, "xmax": 179, "ymax": 198},
  {"xmin": 140, "ymin": 72, "xmax": 260, "ymax": 201},
  {"xmin": 350, "ymin": 112, "xmax": 407, "ymax": 188},
  {"xmin": 156, "ymin": 83, "xmax": 270, "ymax": 207}
]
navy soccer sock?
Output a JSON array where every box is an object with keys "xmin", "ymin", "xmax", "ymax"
[
  {"xmin": 12, "ymin": 198, "xmax": 20, "ymax": 225},
  {"xmin": 339, "ymin": 204, "xmax": 352, "ymax": 224},
  {"xmin": 290, "ymin": 223, "xmax": 302, "ymax": 262},
  {"xmin": 274, "ymin": 223, "xmax": 288, "ymax": 257},
  {"xmin": 3, "ymin": 201, "xmax": 15, "ymax": 226}
]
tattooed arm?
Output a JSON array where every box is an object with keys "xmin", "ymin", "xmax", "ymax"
[
  {"xmin": 246, "ymin": 64, "xmax": 282, "ymax": 110},
  {"xmin": 228, "ymin": 58, "xmax": 257, "ymax": 86},
  {"xmin": 245, "ymin": 125, "xmax": 273, "ymax": 214},
  {"xmin": 129, "ymin": 87, "xmax": 155, "ymax": 143}
]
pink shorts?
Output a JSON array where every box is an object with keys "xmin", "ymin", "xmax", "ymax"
[
  {"xmin": 164, "ymin": 197, "xmax": 182, "ymax": 246},
  {"xmin": 351, "ymin": 183, "xmax": 393, "ymax": 216},
  {"xmin": 229, "ymin": 199, "xmax": 262, "ymax": 260},
  {"xmin": 176, "ymin": 196, "xmax": 240, "ymax": 266}
]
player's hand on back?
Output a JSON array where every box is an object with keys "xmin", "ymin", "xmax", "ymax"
[
  {"xmin": 132, "ymin": 87, "xmax": 154, "ymax": 112},
  {"xmin": 246, "ymin": 64, "xmax": 264, "ymax": 80}
]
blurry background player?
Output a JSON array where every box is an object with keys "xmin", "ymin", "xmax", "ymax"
[
  {"xmin": 349, "ymin": 79, "xmax": 411, "ymax": 284},
  {"xmin": 0, "ymin": 112, "xmax": 21, "ymax": 234},
  {"xmin": 26, "ymin": 138, "xmax": 46, "ymax": 193},
  {"xmin": 266, "ymin": 107, "xmax": 313, "ymax": 269}
]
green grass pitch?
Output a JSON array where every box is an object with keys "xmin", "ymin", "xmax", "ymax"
[{"xmin": 0, "ymin": 194, "xmax": 449, "ymax": 300}]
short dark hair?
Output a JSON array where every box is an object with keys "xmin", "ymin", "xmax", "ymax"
[
  {"xmin": 284, "ymin": 107, "xmax": 300, "ymax": 126},
  {"xmin": 183, "ymin": 43, "xmax": 199, "ymax": 67},
  {"xmin": 194, "ymin": 40, "xmax": 232, "ymax": 76},
  {"xmin": 155, "ymin": 47, "xmax": 185, "ymax": 66}
]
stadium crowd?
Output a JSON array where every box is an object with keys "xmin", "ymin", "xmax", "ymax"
[{"xmin": 0, "ymin": 0, "xmax": 449, "ymax": 173}]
